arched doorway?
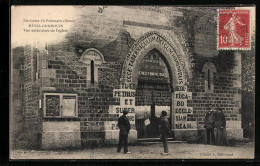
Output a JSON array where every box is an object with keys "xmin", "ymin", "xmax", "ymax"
[
  {"xmin": 119, "ymin": 31, "xmax": 193, "ymax": 141},
  {"xmin": 135, "ymin": 49, "xmax": 172, "ymax": 138}
]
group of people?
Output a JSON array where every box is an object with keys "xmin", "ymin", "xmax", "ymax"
[
  {"xmin": 117, "ymin": 110, "xmax": 170, "ymax": 155},
  {"xmin": 204, "ymin": 104, "xmax": 228, "ymax": 146},
  {"xmin": 117, "ymin": 104, "xmax": 228, "ymax": 155}
]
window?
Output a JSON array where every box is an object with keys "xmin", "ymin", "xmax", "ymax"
[
  {"xmin": 20, "ymin": 84, "xmax": 24, "ymax": 93},
  {"xmin": 80, "ymin": 48, "xmax": 107, "ymax": 85},
  {"xmin": 208, "ymin": 69, "xmax": 211, "ymax": 90},
  {"xmin": 91, "ymin": 60, "xmax": 94, "ymax": 84},
  {"xmin": 202, "ymin": 62, "xmax": 217, "ymax": 93},
  {"xmin": 44, "ymin": 93, "xmax": 78, "ymax": 118}
]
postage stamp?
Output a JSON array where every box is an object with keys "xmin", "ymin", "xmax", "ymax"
[{"xmin": 217, "ymin": 9, "xmax": 250, "ymax": 50}]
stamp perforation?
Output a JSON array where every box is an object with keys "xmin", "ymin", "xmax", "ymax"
[{"xmin": 217, "ymin": 9, "xmax": 251, "ymax": 50}]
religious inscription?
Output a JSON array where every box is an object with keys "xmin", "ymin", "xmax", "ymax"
[
  {"xmin": 113, "ymin": 89, "xmax": 136, "ymax": 98},
  {"xmin": 138, "ymin": 49, "xmax": 170, "ymax": 82},
  {"xmin": 123, "ymin": 32, "xmax": 185, "ymax": 85},
  {"xmin": 175, "ymin": 91, "xmax": 192, "ymax": 100},
  {"xmin": 175, "ymin": 107, "xmax": 193, "ymax": 114},
  {"xmin": 109, "ymin": 106, "xmax": 135, "ymax": 123},
  {"xmin": 109, "ymin": 84, "xmax": 137, "ymax": 130},
  {"xmin": 173, "ymin": 87, "xmax": 195, "ymax": 129}
]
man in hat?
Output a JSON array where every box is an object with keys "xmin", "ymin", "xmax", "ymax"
[
  {"xmin": 159, "ymin": 111, "xmax": 169, "ymax": 155},
  {"xmin": 204, "ymin": 104, "xmax": 217, "ymax": 144},
  {"xmin": 117, "ymin": 110, "xmax": 131, "ymax": 154}
]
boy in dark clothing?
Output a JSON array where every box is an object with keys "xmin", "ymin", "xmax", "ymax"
[
  {"xmin": 117, "ymin": 110, "xmax": 131, "ymax": 154},
  {"xmin": 204, "ymin": 104, "xmax": 217, "ymax": 144},
  {"xmin": 160, "ymin": 111, "xmax": 169, "ymax": 155}
]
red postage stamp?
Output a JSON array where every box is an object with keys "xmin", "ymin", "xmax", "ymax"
[{"xmin": 218, "ymin": 9, "xmax": 250, "ymax": 50}]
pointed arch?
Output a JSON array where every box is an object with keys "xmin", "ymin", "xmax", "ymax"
[{"xmin": 121, "ymin": 31, "xmax": 191, "ymax": 90}]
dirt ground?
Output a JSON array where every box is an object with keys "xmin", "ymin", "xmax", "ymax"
[{"xmin": 10, "ymin": 141, "xmax": 254, "ymax": 160}]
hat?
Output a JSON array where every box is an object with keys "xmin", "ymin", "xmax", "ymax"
[
  {"xmin": 217, "ymin": 107, "xmax": 222, "ymax": 111},
  {"xmin": 161, "ymin": 111, "xmax": 167, "ymax": 117},
  {"xmin": 123, "ymin": 110, "xmax": 129, "ymax": 115}
]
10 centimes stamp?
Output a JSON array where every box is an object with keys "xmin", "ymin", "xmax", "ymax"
[{"xmin": 218, "ymin": 9, "xmax": 250, "ymax": 50}]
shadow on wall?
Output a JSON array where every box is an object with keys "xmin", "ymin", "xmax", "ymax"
[
  {"xmin": 242, "ymin": 89, "xmax": 255, "ymax": 140},
  {"xmin": 11, "ymin": 127, "xmax": 41, "ymax": 150}
]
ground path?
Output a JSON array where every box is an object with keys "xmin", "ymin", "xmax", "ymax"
[{"xmin": 11, "ymin": 142, "xmax": 254, "ymax": 159}]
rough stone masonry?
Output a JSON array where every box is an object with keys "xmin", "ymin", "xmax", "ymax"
[{"xmin": 10, "ymin": 6, "xmax": 255, "ymax": 149}]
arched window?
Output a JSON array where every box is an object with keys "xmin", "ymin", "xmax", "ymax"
[
  {"xmin": 80, "ymin": 48, "xmax": 107, "ymax": 86},
  {"xmin": 208, "ymin": 69, "xmax": 211, "ymax": 90},
  {"xmin": 202, "ymin": 62, "xmax": 217, "ymax": 93},
  {"xmin": 91, "ymin": 60, "xmax": 94, "ymax": 84}
]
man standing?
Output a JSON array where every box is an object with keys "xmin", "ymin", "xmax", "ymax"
[
  {"xmin": 160, "ymin": 111, "xmax": 169, "ymax": 155},
  {"xmin": 204, "ymin": 104, "xmax": 216, "ymax": 144},
  {"xmin": 117, "ymin": 110, "xmax": 131, "ymax": 154}
]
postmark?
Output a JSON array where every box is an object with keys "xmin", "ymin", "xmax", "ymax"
[{"xmin": 217, "ymin": 9, "xmax": 250, "ymax": 50}]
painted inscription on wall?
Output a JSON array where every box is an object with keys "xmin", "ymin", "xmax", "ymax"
[
  {"xmin": 122, "ymin": 32, "xmax": 185, "ymax": 86},
  {"xmin": 106, "ymin": 84, "xmax": 136, "ymax": 130},
  {"xmin": 138, "ymin": 50, "xmax": 170, "ymax": 82},
  {"xmin": 173, "ymin": 86, "xmax": 196, "ymax": 129}
]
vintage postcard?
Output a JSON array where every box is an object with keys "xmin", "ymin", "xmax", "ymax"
[{"xmin": 10, "ymin": 5, "xmax": 255, "ymax": 159}]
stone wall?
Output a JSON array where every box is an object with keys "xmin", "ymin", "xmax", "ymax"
[
  {"xmin": 22, "ymin": 44, "xmax": 41, "ymax": 148},
  {"xmin": 10, "ymin": 47, "xmax": 25, "ymax": 149},
  {"xmin": 38, "ymin": 33, "xmax": 243, "ymax": 144},
  {"xmin": 37, "ymin": 47, "xmax": 121, "ymax": 147},
  {"xmin": 42, "ymin": 121, "xmax": 81, "ymax": 149},
  {"xmin": 189, "ymin": 51, "xmax": 243, "ymax": 140},
  {"xmin": 13, "ymin": 7, "xmax": 247, "ymax": 148},
  {"xmin": 18, "ymin": 35, "xmax": 244, "ymax": 148}
]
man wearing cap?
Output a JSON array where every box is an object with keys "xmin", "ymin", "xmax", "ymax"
[
  {"xmin": 204, "ymin": 104, "xmax": 217, "ymax": 144},
  {"xmin": 117, "ymin": 110, "xmax": 131, "ymax": 154},
  {"xmin": 159, "ymin": 111, "xmax": 170, "ymax": 155}
]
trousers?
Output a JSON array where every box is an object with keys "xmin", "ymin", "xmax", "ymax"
[
  {"xmin": 161, "ymin": 134, "xmax": 169, "ymax": 153},
  {"xmin": 117, "ymin": 134, "xmax": 128, "ymax": 153},
  {"xmin": 206, "ymin": 128, "xmax": 215, "ymax": 144}
]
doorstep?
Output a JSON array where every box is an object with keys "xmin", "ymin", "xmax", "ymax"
[{"xmin": 137, "ymin": 137, "xmax": 186, "ymax": 144}]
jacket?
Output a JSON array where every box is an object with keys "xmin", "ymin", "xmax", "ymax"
[
  {"xmin": 215, "ymin": 112, "xmax": 226, "ymax": 129},
  {"xmin": 118, "ymin": 115, "xmax": 131, "ymax": 135},
  {"xmin": 204, "ymin": 110, "xmax": 216, "ymax": 129},
  {"xmin": 160, "ymin": 117, "xmax": 169, "ymax": 135}
]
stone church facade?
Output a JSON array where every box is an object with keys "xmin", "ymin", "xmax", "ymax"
[{"xmin": 11, "ymin": 7, "xmax": 248, "ymax": 149}]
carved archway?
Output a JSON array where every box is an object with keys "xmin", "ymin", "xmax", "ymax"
[
  {"xmin": 121, "ymin": 31, "xmax": 191, "ymax": 90},
  {"xmin": 118, "ymin": 31, "xmax": 195, "ymax": 136}
]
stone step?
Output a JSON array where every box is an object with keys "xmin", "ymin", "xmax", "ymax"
[
  {"xmin": 138, "ymin": 137, "xmax": 184, "ymax": 143},
  {"xmin": 139, "ymin": 141, "xmax": 186, "ymax": 144}
]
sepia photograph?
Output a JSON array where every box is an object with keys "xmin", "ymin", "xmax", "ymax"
[{"xmin": 10, "ymin": 5, "xmax": 255, "ymax": 159}]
